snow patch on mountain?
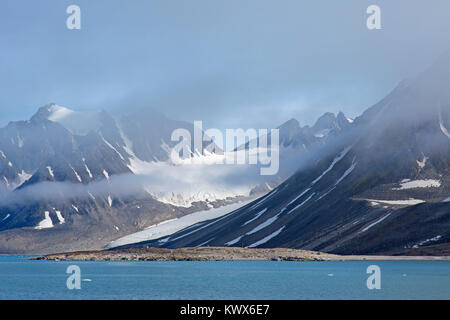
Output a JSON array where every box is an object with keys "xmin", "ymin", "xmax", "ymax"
[
  {"xmin": 101, "ymin": 134, "xmax": 125, "ymax": 161},
  {"xmin": 416, "ymin": 155, "xmax": 428, "ymax": 170},
  {"xmin": 287, "ymin": 188, "xmax": 311, "ymax": 206},
  {"xmin": 314, "ymin": 128, "xmax": 332, "ymax": 139},
  {"xmin": 247, "ymin": 226, "xmax": 285, "ymax": 248},
  {"xmin": 287, "ymin": 193, "xmax": 315, "ymax": 214},
  {"xmin": 70, "ymin": 165, "xmax": 82, "ymax": 182},
  {"xmin": 246, "ymin": 213, "xmax": 280, "ymax": 235},
  {"xmin": 3, "ymin": 170, "xmax": 33, "ymax": 191},
  {"xmin": 17, "ymin": 170, "xmax": 31, "ymax": 185},
  {"xmin": 35, "ymin": 211, "xmax": 54, "ymax": 229},
  {"xmin": 54, "ymin": 210, "xmax": 65, "ymax": 224},
  {"xmin": 438, "ymin": 107, "xmax": 450, "ymax": 139},
  {"xmin": 82, "ymin": 158, "xmax": 93, "ymax": 179},
  {"xmin": 392, "ymin": 179, "xmax": 441, "ymax": 190},
  {"xmin": 412, "ymin": 235, "xmax": 442, "ymax": 248},
  {"xmin": 242, "ymin": 208, "xmax": 268, "ymax": 226},
  {"xmin": 249, "ymin": 188, "xmax": 279, "ymax": 210},
  {"xmin": 311, "ymin": 146, "xmax": 352, "ymax": 185},
  {"xmin": 365, "ymin": 198, "xmax": 425, "ymax": 206},
  {"xmin": 335, "ymin": 157, "xmax": 357, "ymax": 187},
  {"xmin": 196, "ymin": 237, "xmax": 215, "ymax": 247},
  {"xmin": 46, "ymin": 166, "xmax": 54, "ymax": 178},
  {"xmin": 47, "ymin": 105, "xmax": 103, "ymax": 136},
  {"xmin": 359, "ymin": 212, "xmax": 392, "ymax": 233},
  {"xmin": 225, "ymin": 235, "xmax": 243, "ymax": 246}
]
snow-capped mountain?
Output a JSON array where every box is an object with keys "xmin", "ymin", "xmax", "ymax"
[
  {"xmin": 238, "ymin": 111, "xmax": 354, "ymax": 189},
  {"xmin": 118, "ymin": 54, "xmax": 450, "ymax": 255},
  {"xmin": 0, "ymin": 104, "xmax": 229, "ymax": 253},
  {"xmin": 240, "ymin": 111, "xmax": 353, "ymax": 152},
  {"xmin": 0, "ymin": 100, "xmax": 352, "ymax": 253}
]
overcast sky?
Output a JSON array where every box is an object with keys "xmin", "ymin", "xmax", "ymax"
[{"xmin": 1, "ymin": 0, "xmax": 450, "ymax": 129}]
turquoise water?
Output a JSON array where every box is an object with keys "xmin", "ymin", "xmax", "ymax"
[{"xmin": 0, "ymin": 256, "xmax": 449, "ymax": 299}]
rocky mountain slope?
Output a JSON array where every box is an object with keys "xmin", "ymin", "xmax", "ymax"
[{"xmin": 118, "ymin": 54, "xmax": 450, "ymax": 255}]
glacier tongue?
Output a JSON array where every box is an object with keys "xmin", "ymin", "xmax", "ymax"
[{"xmin": 106, "ymin": 199, "xmax": 252, "ymax": 249}]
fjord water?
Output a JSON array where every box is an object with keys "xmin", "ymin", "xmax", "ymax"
[{"xmin": 0, "ymin": 256, "xmax": 449, "ymax": 300}]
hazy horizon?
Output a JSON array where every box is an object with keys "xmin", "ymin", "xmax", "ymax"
[{"xmin": 2, "ymin": 1, "xmax": 450, "ymax": 130}]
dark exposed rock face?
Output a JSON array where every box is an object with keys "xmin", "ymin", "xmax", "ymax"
[{"xmin": 120, "ymin": 55, "xmax": 450, "ymax": 255}]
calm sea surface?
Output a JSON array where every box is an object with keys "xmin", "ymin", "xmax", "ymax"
[{"xmin": 0, "ymin": 256, "xmax": 449, "ymax": 299}]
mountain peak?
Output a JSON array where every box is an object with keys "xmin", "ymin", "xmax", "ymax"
[
  {"xmin": 312, "ymin": 112, "xmax": 337, "ymax": 133},
  {"xmin": 47, "ymin": 104, "xmax": 75, "ymax": 121},
  {"xmin": 337, "ymin": 111, "xmax": 353, "ymax": 127},
  {"xmin": 30, "ymin": 104, "xmax": 105, "ymax": 136},
  {"xmin": 278, "ymin": 118, "xmax": 299, "ymax": 130},
  {"xmin": 30, "ymin": 103, "xmax": 72, "ymax": 121}
]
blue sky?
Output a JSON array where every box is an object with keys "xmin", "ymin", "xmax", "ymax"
[{"xmin": 1, "ymin": 0, "xmax": 450, "ymax": 129}]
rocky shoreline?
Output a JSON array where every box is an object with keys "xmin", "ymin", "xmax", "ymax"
[
  {"xmin": 32, "ymin": 247, "xmax": 338, "ymax": 261},
  {"xmin": 30, "ymin": 246, "xmax": 450, "ymax": 262}
]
